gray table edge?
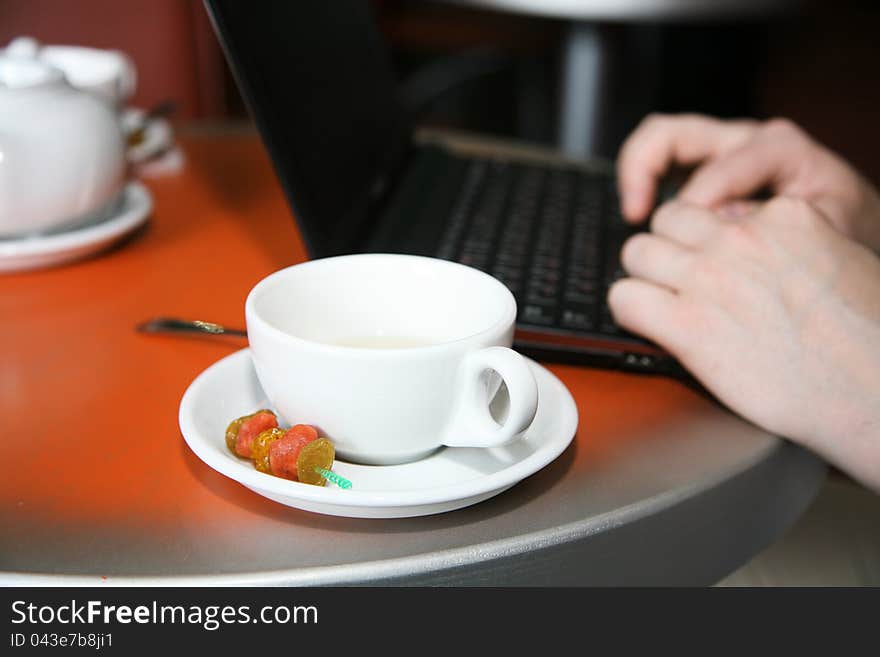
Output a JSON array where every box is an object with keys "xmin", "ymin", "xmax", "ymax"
[{"xmin": 1, "ymin": 439, "xmax": 826, "ymax": 586}]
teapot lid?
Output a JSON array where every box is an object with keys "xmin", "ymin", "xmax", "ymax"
[{"xmin": 0, "ymin": 55, "xmax": 64, "ymax": 89}]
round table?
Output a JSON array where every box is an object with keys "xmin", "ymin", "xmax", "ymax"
[{"xmin": 0, "ymin": 128, "xmax": 825, "ymax": 586}]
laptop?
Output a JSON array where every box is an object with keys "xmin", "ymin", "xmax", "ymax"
[{"xmin": 204, "ymin": 0, "xmax": 688, "ymax": 379}]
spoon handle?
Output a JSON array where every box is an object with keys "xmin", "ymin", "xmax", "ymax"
[{"xmin": 137, "ymin": 317, "xmax": 247, "ymax": 338}]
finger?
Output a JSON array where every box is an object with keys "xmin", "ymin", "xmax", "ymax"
[
  {"xmin": 616, "ymin": 114, "xmax": 755, "ymax": 223},
  {"xmin": 619, "ymin": 232, "xmax": 695, "ymax": 292},
  {"xmin": 678, "ymin": 135, "xmax": 800, "ymax": 208},
  {"xmin": 716, "ymin": 200, "xmax": 762, "ymax": 218},
  {"xmin": 607, "ymin": 278, "xmax": 686, "ymax": 352},
  {"xmin": 650, "ymin": 200, "xmax": 722, "ymax": 247}
]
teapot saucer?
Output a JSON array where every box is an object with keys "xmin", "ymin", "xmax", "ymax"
[
  {"xmin": 0, "ymin": 181, "xmax": 151, "ymax": 273},
  {"xmin": 179, "ymin": 348, "xmax": 578, "ymax": 518}
]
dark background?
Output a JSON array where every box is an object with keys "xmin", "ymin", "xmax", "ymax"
[
  {"xmin": 372, "ymin": 0, "xmax": 880, "ymax": 178},
  {"xmin": 1, "ymin": 0, "xmax": 879, "ymax": 180}
]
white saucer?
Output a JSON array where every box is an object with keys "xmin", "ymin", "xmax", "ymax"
[
  {"xmin": 0, "ymin": 181, "xmax": 152, "ymax": 273},
  {"xmin": 179, "ymin": 348, "xmax": 578, "ymax": 518}
]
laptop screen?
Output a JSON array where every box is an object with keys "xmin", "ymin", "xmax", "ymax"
[{"xmin": 204, "ymin": 0, "xmax": 412, "ymax": 257}]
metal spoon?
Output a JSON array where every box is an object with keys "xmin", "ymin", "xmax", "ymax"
[{"xmin": 136, "ymin": 316, "xmax": 247, "ymax": 338}]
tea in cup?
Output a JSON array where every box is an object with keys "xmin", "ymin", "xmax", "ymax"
[{"xmin": 245, "ymin": 254, "xmax": 539, "ymax": 465}]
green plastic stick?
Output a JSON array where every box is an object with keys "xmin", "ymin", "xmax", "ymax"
[{"xmin": 315, "ymin": 467, "xmax": 352, "ymax": 489}]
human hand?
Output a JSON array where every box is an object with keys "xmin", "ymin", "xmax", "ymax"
[
  {"xmin": 608, "ymin": 196, "xmax": 880, "ymax": 490},
  {"xmin": 616, "ymin": 114, "xmax": 880, "ymax": 253}
]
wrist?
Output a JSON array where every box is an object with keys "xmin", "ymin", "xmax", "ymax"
[
  {"xmin": 813, "ymin": 352, "xmax": 880, "ymax": 492},
  {"xmin": 841, "ymin": 410, "xmax": 880, "ymax": 493},
  {"xmin": 800, "ymin": 304, "xmax": 880, "ymax": 491},
  {"xmin": 851, "ymin": 177, "xmax": 880, "ymax": 253}
]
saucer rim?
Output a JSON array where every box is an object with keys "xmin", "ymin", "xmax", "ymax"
[
  {"xmin": 0, "ymin": 181, "xmax": 151, "ymax": 260},
  {"xmin": 178, "ymin": 347, "xmax": 578, "ymax": 511}
]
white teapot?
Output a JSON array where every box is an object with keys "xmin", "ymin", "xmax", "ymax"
[
  {"xmin": 5, "ymin": 36, "xmax": 136, "ymax": 107},
  {"xmin": 0, "ymin": 55, "xmax": 127, "ymax": 237}
]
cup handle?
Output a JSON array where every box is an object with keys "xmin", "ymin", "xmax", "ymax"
[{"xmin": 441, "ymin": 346, "xmax": 538, "ymax": 448}]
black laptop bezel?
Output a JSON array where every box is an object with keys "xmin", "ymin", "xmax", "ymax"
[{"xmin": 203, "ymin": 0, "xmax": 416, "ymax": 259}]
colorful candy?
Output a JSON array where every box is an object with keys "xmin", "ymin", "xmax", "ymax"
[
  {"xmin": 225, "ymin": 409, "xmax": 278, "ymax": 458},
  {"xmin": 225, "ymin": 414, "xmax": 348, "ymax": 488},
  {"xmin": 295, "ymin": 438, "xmax": 335, "ymax": 486},
  {"xmin": 269, "ymin": 424, "xmax": 320, "ymax": 480},
  {"xmin": 251, "ymin": 427, "xmax": 286, "ymax": 473}
]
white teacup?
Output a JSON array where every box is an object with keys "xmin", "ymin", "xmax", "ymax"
[{"xmin": 245, "ymin": 254, "xmax": 539, "ymax": 465}]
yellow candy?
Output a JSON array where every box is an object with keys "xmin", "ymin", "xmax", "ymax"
[
  {"xmin": 295, "ymin": 438, "xmax": 335, "ymax": 486},
  {"xmin": 251, "ymin": 427, "xmax": 286, "ymax": 473}
]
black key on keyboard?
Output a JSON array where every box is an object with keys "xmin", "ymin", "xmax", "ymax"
[
  {"xmin": 561, "ymin": 305, "xmax": 596, "ymax": 331},
  {"xmin": 438, "ymin": 156, "xmax": 641, "ymax": 339},
  {"xmin": 521, "ymin": 303, "xmax": 556, "ymax": 326}
]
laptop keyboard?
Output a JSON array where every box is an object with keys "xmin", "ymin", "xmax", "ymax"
[{"xmin": 436, "ymin": 158, "xmax": 636, "ymax": 337}]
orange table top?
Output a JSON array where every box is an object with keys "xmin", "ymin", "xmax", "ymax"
[{"xmin": 0, "ymin": 128, "xmax": 824, "ymax": 584}]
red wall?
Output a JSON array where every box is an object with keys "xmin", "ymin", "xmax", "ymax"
[{"xmin": 0, "ymin": 0, "xmax": 228, "ymax": 118}]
